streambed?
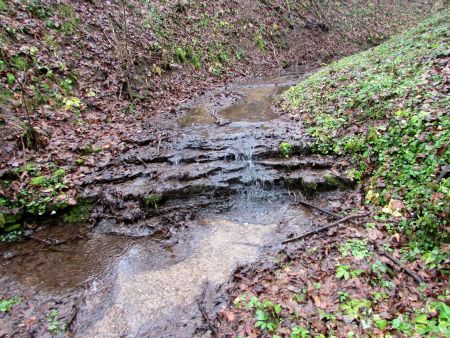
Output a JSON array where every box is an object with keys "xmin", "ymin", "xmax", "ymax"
[{"xmin": 0, "ymin": 74, "xmax": 353, "ymax": 337}]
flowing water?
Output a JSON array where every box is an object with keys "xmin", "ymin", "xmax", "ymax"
[{"xmin": 0, "ymin": 73, "xmax": 351, "ymax": 337}]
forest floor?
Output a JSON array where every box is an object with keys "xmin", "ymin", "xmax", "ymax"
[{"xmin": 0, "ymin": 1, "xmax": 448, "ymax": 337}]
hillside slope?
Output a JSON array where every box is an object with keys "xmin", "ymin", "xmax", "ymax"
[{"xmin": 284, "ymin": 11, "xmax": 449, "ymax": 250}]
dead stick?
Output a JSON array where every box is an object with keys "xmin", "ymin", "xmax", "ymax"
[
  {"xmin": 382, "ymin": 251, "xmax": 423, "ymax": 284},
  {"xmin": 295, "ymin": 200, "xmax": 342, "ymax": 218},
  {"xmin": 296, "ymin": 201, "xmax": 424, "ymax": 284},
  {"xmin": 371, "ymin": 241, "xmax": 423, "ymax": 284},
  {"xmin": 134, "ymin": 155, "xmax": 148, "ymax": 168},
  {"xmin": 282, "ymin": 212, "xmax": 369, "ymax": 244}
]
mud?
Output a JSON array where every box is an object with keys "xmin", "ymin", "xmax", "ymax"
[{"xmin": 0, "ymin": 73, "xmax": 354, "ymax": 337}]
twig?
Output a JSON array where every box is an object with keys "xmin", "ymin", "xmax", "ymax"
[
  {"xmin": 296, "ymin": 200, "xmax": 424, "ymax": 284},
  {"xmin": 282, "ymin": 212, "xmax": 369, "ymax": 244},
  {"xmin": 369, "ymin": 241, "xmax": 423, "ymax": 285},
  {"xmin": 156, "ymin": 137, "xmax": 162, "ymax": 155},
  {"xmin": 197, "ymin": 282, "xmax": 219, "ymax": 337},
  {"xmin": 134, "ymin": 155, "xmax": 148, "ymax": 168},
  {"xmin": 295, "ymin": 200, "xmax": 341, "ymax": 218}
]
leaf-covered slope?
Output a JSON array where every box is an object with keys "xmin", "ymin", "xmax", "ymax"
[{"xmin": 284, "ymin": 12, "xmax": 450, "ymax": 248}]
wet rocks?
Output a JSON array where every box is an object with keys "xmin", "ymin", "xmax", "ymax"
[{"xmin": 79, "ymin": 76, "xmax": 354, "ymax": 240}]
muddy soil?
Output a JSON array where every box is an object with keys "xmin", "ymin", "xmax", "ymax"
[{"xmin": 0, "ymin": 73, "xmax": 354, "ymax": 337}]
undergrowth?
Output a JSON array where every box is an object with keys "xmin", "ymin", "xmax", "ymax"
[{"xmin": 284, "ymin": 12, "xmax": 450, "ymax": 255}]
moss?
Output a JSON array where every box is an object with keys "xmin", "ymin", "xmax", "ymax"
[
  {"xmin": 324, "ymin": 174, "xmax": 339, "ymax": 188},
  {"xmin": 4, "ymin": 223, "xmax": 21, "ymax": 232},
  {"xmin": 81, "ymin": 144, "xmax": 102, "ymax": 155},
  {"xmin": 30, "ymin": 176, "xmax": 46, "ymax": 186},
  {"xmin": 0, "ymin": 213, "xmax": 5, "ymax": 228},
  {"xmin": 63, "ymin": 201, "xmax": 93, "ymax": 224},
  {"xmin": 301, "ymin": 180, "xmax": 318, "ymax": 193},
  {"xmin": 4, "ymin": 212, "xmax": 22, "ymax": 225},
  {"xmin": 144, "ymin": 194, "xmax": 162, "ymax": 208}
]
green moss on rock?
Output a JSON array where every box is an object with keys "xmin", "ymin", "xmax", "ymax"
[{"xmin": 63, "ymin": 201, "xmax": 93, "ymax": 224}]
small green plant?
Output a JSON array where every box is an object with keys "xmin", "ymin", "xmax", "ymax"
[
  {"xmin": 30, "ymin": 176, "xmax": 47, "ymax": 186},
  {"xmin": 318, "ymin": 309, "xmax": 336, "ymax": 322},
  {"xmin": 392, "ymin": 314, "xmax": 412, "ymax": 335},
  {"xmin": 209, "ymin": 63, "xmax": 223, "ymax": 76},
  {"xmin": 372, "ymin": 314, "xmax": 388, "ymax": 330},
  {"xmin": 47, "ymin": 309, "xmax": 66, "ymax": 335},
  {"xmin": 26, "ymin": 0, "xmax": 52, "ymax": 19},
  {"xmin": 144, "ymin": 194, "xmax": 162, "ymax": 208},
  {"xmin": 235, "ymin": 50, "xmax": 244, "ymax": 61},
  {"xmin": 339, "ymin": 239, "xmax": 371, "ymax": 259},
  {"xmin": 254, "ymin": 30, "xmax": 266, "ymax": 52},
  {"xmin": 292, "ymin": 289, "xmax": 307, "ymax": 303},
  {"xmin": 335, "ymin": 265, "xmax": 364, "ymax": 280},
  {"xmin": 279, "ymin": 142, "xmax": 293, "ymax": 158},
  {"xmin": 81, "ymin": 144, "xmax": 102, "ymax": 155},
  {"xmin": 57, "ymin": 4, "xmax": 79, "ymax": 35},
  {"xmin": 423, "ymin": 248, "xmax": 447, "ymax": 269},
  {"xmin": 246, "ymin": 297, "xmax": 282, "ymax": 332},
  {"xmin": 174, "ymin": 46, "xmax": 189, "ymax": 64},
  {"xmin": 75, "ymin": 158, "xmax": 85, "ymax": 166},
  {"xmin": 191, "ymin": 52, "xmax": 201, "ymax": 69},
  {"xmin": 291, "ymin": 326, "xmax": 310, "ymax": 338},
  {"xmin": 370, "ymin": 260, "xmax": 388, "ymax": 282},
  {"xmin": 0, "ymin": 297, "xmax": 20, "ymax": 312},
  {"xmin": 122, "ymin": 103, "xmax": 137, "ymax": 114},
  {"xmin": 233, "ymin": 293, "xmax": 248, "ymax": 308},
  {"xmin": 340, "ymin": 298, "xmax": 372, "ymax": 321},
  {"xmin": 0, "ymin": 230, "xmax": 23, "ymax": 242}
]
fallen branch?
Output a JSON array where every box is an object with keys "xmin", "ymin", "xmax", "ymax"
[
  {"xmin": 371, "ymin": 242, "xmax": 423, "ymax": 285},
  {"xmin": 282, "ymin": 212, "xmax": 369, "ymax": 244},
  {"xmin": 295, "ymin": 200, "xmax": 341, "ymax": 218},
  {"xmin": 294, "ymin": 200, "xmax": 424, "ymax": 284}
]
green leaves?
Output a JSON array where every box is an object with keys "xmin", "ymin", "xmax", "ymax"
[
  {"xmin": 392, "ymin": 315, "xmax": 412, "ymax": 334},
  {"xmin": 335, "ymin": 265, "xmax": 351, "ymax": 280},
  {"xmin": 47, "ymin": 309, "xmax": 66, "ymax": 334},
  {"xmin": 279, "ymin": 142, "xmax": 293, "ymax": 158},
  {"xmin": 255, "ymin": 309, "xmax": 268, "ymax": 321},
  {"xmin": 339, "ymin": 239, "xmax": 371, "ymax": 259},
  {"xmin": 291, "ymin": 326, "xmax": 310, "ymax": 338},
  {"xmin": 340, "ymin": 298, "xmax": 372, "ymax": 321},
  {"xmin": 6, "ymin": 73, "xmax": 15, "ymax": 84},
  {"xmin": 373, "ymin": 315, "xmax": 387, "ymax": 330},
  {"xmin": 246, "ymin": 296, "xmax": 282, "ymax": 333},
  {"xmin": 335, "ymin": 265, "xmax": 364, "ymax": 280},
  {"xmin": 0, "ymin": 297, "xmax": 20, "ymax": 312}
]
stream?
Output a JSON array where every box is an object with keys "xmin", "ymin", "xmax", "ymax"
[{"xmin": 0, "ymin": 74, "xmax": 352, "ymax": 337}]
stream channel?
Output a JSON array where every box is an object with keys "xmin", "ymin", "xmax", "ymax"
[{"xmin": 0, "ymin": 73, "xmax": 352, "ymax": 337}]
